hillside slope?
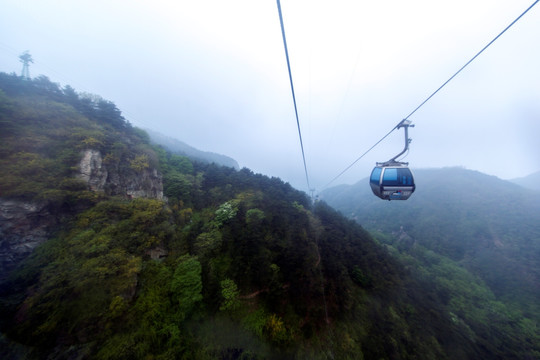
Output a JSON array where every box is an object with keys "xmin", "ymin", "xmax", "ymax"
[
  {"xmin": 145, "ymin": 128, "xmax": 239, "ymax": 170},
  {"xmin": 0, "ymin": 73, "xmax": 164, "ymax": 281},
  {"xmin": 1, "ymin": 74, "xmax": 537, "ymax": 359},
  {"xmin": 510, "ymin": 170, "xmax": 540, "ymax": 192},
  {"xmin": 321, "ymin": 167, "xmax": 540, "ymax": 356}
]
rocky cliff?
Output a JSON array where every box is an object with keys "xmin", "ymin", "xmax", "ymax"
[
  {"xmin": 0, "ymin": 149, "xmax": 164, "ymax": 281},
  {"xmin": 0, "ymin": 200, "xmax": 55, "ymax": 281},
  {"xmin": 78, "ymin": 149, "xmax": 164, "ymax": 200},
  {"xmin": 0, "ymin": 73, "xmax": 167, "ymax": 282}
]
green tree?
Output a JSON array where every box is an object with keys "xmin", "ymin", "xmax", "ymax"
[
  {"xmin": 129, "ymin": 154, "xmax": 150, "ymax": 172},
  {"xmin": 219, "ymin": 278, "xmax": 240, "ymax": 311},
  {"xmin": 169, "ymin": 154, "xmax": 193, "ymax": 174},
  {"xmin": 194, "ymin": 230, "xmax": 222, "ymax": 258},
  {"xmin": 170, "ymin": 255, "xmax": 203, "ymax": 320},
  {"xmin": 265, "ymin": 314, "xmax": 289, "ymax": 345},
  {"xmin": 214, "ymin": 200, "xmax": 238, "ymax": 226},
  {"xmin": 246, "ymin": 208, "xmax": 265, "ymax": 226},
  {"xmin": 164, "ymin": 172, "xmax": 192, "ymax": 200}
]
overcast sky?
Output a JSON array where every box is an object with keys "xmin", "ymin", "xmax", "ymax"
[{"xmin": 1, "ymin": 0, "xmax": 539, "ymax": 192}]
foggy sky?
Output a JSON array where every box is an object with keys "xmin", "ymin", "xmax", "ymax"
[{"xmin": 1, "ymin": 0, "xmax": 539, "ymax": 192}]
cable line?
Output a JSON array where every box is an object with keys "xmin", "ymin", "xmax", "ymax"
[
  {"xmin": 404, "ymin": 0, "xmax": 540, "ymax": 121},
  {"xmin": 276, "ymin": 4, "xmax": 333, "ymax": 348},
  {"xmin": 322, "ymin": 126, "xmax": 397, "ymax": 190},
  {"xmin": 323, "ymin": 0, "xmax": 539, "ymax": 190},
  {"xmin": 276, "ymin": 0, "xmax": 312, "ymax": 192}
]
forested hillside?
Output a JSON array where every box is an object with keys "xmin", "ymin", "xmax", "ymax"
[
  {"xmin": 322, "ymin": 167, "xmax": 540, "ymax": 357},
  {"xmin": 510, "ymin": 170, "xmax": 540, "ymax": 191},
  {"xmin": 145, "ymin": 128, "xmax": 239, "ymax": 170},
  {"xmin": 1, "ymin": 73, "xmax": 538, "ymax": 359}
]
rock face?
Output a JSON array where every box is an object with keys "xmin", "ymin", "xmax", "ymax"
[
  {"xmin": 0, "ymin": 150, "xmax": 165, "ymax": 282},
  {"xmin": 77, "ymin": 149, "xmax": 164, "ymax": 200},
  {"xmin": 0, "ymin": 200, "xmax": 56, "ymax": 281},
  {"xmin": 124, "ymin": 168, "xmax": 164, "ymax": 200},
  {"xmin": 78, "ymin": 149, "xmax": 108, "ymax": 191}
]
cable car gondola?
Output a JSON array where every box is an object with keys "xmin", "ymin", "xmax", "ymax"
[{"xmin": 370, "ymin": 120, "xmax": 416, "ymax": 200}]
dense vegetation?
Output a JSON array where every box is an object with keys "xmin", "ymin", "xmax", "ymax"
[
  {"xmin": 1, "ymin": 73, "xmax": 538, "ymax": 359},
  {"xmin": 510, "ymin": 170, "xmax": 540, "ymax": 191},
  {"xmin": 322, "ymin": 167, "xmax": 540, "ymax": 358},
  {"xmin": 0, "ymin": 72, "xmax": 156, "ymax": 205},
  {"xmin": 145, "ymin": 128, "xmax": 240, "ymax": 170}
]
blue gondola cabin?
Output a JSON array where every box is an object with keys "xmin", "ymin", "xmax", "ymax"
[{"xmin": 370, "ymin": 164, "xmax": 415, "ymax": 200}]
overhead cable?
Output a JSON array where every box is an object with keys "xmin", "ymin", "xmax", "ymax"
[
  {"xmin": 404, "ymin": 0, "xmax": 540, "ymax": 120},
  {"xmin": 323, "ymin": 0, "xmax": 539, "ymax": 190},
  {"xmin": 276, "ymin": 0, "xmax": 312, "ymax": 192},
  {"xmin": 322, "ymin": 127, "xmax": 396, "ymax": 190}
]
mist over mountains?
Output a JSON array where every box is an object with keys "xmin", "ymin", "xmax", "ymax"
[
  {"xmin": 509, "ymin": 170, "xmax": 540, "ymax": 192},
  {"xmin": 321, "ymin": 166, "xmax": 540, "ymax": 347},
  {"xmin": 1, "ymin": 73, "xmax": 540, "ymax": 359},
  {"xmin": 145, "ymin": 128, "xmax": 240, "ymax": 170},
  {"xmin": 321, "ymin": 166, "xmax": 540, "ymax": 275}
]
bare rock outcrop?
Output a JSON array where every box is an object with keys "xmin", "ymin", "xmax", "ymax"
[
  {"xmin": 0, "ymin": 150, "xmax": 165, "ymax": 281},
  {"xmin": 0, "ymin": 199, "xmax": 56, "ymax": 281},
  {"xmin": 78, "ymin": 149, "xmax": 108, "ymax": 191},
  {"xmin": 77, "ymin": 149, "xmax": 163, "ymax": 200}
]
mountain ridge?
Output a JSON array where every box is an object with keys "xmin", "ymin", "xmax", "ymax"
[
  {"xmin": 321, "ymin": 166, "xmax": 540, "ymax": 350},
  {"xmin": 1, "ymin": 73, "xmax": 538, "ymax": 358},
  {"xmin": 509, "ymin": 170, "xmax": 540, "ymax": 191},
  {"xmin": 145, "ymin": 128, "xmax": 240, "ymax": 170}
]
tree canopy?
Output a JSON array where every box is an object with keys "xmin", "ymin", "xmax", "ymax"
[{"xmin": 1, "ymin": 73, "xmax": 538, "ymax": 359}]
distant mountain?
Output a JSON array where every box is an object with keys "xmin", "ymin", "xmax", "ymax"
[
  {"xmin": 509, "ymin": 170, "xmax": 540, "ymax": 191},
  {"xmin": 145, "ymin": 128, "xmax": 239, "ymax": 170},
  {"xmin": 2, "ymin": 73, "xmax": 539, "ymax": 359},
  {"xmin": 321, "ymin": 167, "xmax": 540, "ymax": 342}
]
